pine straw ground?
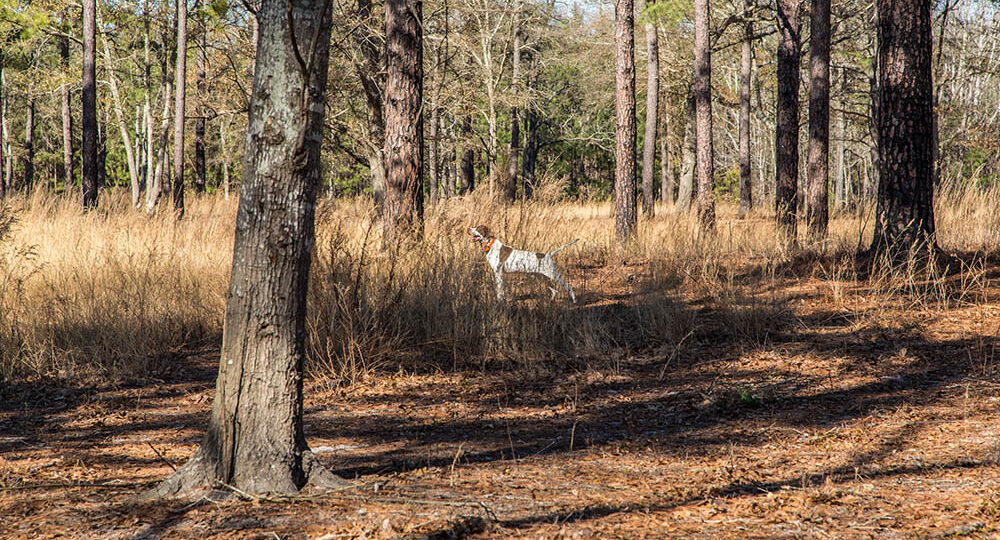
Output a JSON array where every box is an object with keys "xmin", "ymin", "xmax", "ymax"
[{"xmin": 4, "ymin": 194, "xmax": 1000, "ymax": 539}]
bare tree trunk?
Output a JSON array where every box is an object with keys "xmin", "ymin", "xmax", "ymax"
[
  {"xmin": 738, "ymin": 0, "xmax": 752, "ymax": 217},
  {"xmin": 142, "ymin": 0, "xmax": 342, "ymax": 500},
  {"xmin": 835, "ymin": 67, "xmax": 846, "ymax": 209},
  {"xmin": 460, "ymin": 115, "xmax": 474, "ymax": 194},
  {"xmin": 641, "ymin": 0, "xmax": 658, "ymax": 218},
  {"xmin": 659, "ymin": 136, "xmax": 672, "ymax": 206},
  {"xmin": 614, "ymin": 0, "xmax": 637, "ymax": 240},
  {"xmin": 353, "ymin": 0, "xmax": 386, "ymax": 207},
  {"xmin": 507, "ymin": 7, "xmax": 521, "ymax": 202},
  {"xmin": 522, "ymin": 105, "xmax": 538, "ymax": 199},
  {"xmin": 383, "ymin": 0, "xmax": 424, "ymax": 237},
  {"xmin": 429, "ymin": 105, "xmax": 439, "ymax": 203},
  {"xmin": 173, "ymin": 0, "xmax": 188, "ymax": 215},
  {"xmin": 23, "ymin": 98, "xmax": 34, "ymax": 195},
  {"xmin": 775, "ymin": 0, "xmax": 801, "ymax": 243},
  {"xmin": 0, "ymin": 56, "xmax": 4, "ymax": 199},
  {"xmin": 60, "ymin": 33, "xmax": 73, "ymax": 193},
  {"xmin": 870, "ymin": 0, "xmax": 935, "ymax": 256},
  {"xmin": 82, "ymin": 0, "xmax": 99, "ymax": 207},
  {"xmin": 103, "ymin": 35, "xmax": 142, "ymax": 206},
  {"xmin": 220, "ymin": 117, "xmax": 230, "ymax": 198},
  {"xmin": 1, "ymin": 67, "xmax": 9, "ymax": 196},
  {"xmin": 693, "ymin": 0, "xmax": 715, "ymax": 232},
  {"xmin": 194, "ymin": 0, "xmax": 207, "ymax": 194},
  {"xmin": 675, "ymin": 92, "xmax": 696, "ymax": 212},
  {"xmin": 806, "ymin": 0, "xmax": 830, "ymax": 240}
]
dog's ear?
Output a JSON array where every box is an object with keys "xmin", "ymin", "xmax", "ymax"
[{"xmin": 476, "ymin": 225, "xmax": 493, "ymax": 238}]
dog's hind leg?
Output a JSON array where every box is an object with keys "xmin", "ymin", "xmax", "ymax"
[{"xmin": 551, "ymin": 270, "xmax": 576, "ymax": 303}]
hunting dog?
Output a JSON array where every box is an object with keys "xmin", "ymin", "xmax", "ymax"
[{"xmin": 468, "ymin": 225, "xmax": 578, "ymax": 302}]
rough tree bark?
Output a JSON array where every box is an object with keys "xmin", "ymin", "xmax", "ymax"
[
  {"xmin": 659, "ymin": 136, "xmax": 672, "ymax": 206},
  {"xmin": 0, "ymin": 55, "xmax": 4, "ymax": 199},
  {"xmin": 2, "ymin": 67, "xmax": 10, "ymax": 195},
  {"xmin": 353, "ymin": 0, "xmax": 386, "ymax": 208},
  {"xmin": 869, "ymin": 0, "xmax": 935, "ymax": 256},
  {"xmin": 82, "ymin": 0, "xmax": 99, "ymax": 208},
  {"xmin": 460, "ymin": 115, "xmax": 474, "ymax": 194},
  {"xmin": 775, "ymin": 0, "xmax": 801, "ymax": 243},
  {"xmin": 806, "ymin": 0, "xmax": 830, "ymax": 240},
  {"xmin": 694, "ymin": 0, "xmax": 715, "ymax": 232},
  {"xmin": 738, "ymin": 0, "xmax": 752, "ymax": 217},
  {"xmin": 641, "ymin": 0, "xmax": 658, "ymax": 218},
  {"xmin": 173, "ymin": 0, "xmax": 188, "ymax": 215},
  {"xmin": 383, "ymin": 0, "xmax": 424, "ymax": 237},
  {"xmin": 614, "ymin": 0, "xmax": 637, "ymax": 240},
  {"xmin": 142, "ymin": 0, "xmax": 342, "ymax": 500},
  {"xmin": 522, "ymin": 105, "xmax": 538, "ymax": 199},
  {"xmin": 194, "ymin": 0, "xmax": 207, "ymax": 194}
]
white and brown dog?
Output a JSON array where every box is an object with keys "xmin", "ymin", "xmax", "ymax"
[{"xmin": 468, "ymin": 225, "xmax": 578, "ymax": 302}]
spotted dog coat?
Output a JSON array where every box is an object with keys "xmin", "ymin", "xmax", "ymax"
[{"xmin": 468, "ymin": 225, "xmax": 578, "ymax": 302}]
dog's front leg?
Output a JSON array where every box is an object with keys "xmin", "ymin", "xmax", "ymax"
[{"xmin": 493, "ymin": 271, "xmax": 505, "ymax": 301}]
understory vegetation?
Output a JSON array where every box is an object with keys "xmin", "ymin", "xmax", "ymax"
[{"xmin": 1, "ymin": 181, "xmax": 998, "ymax": 385}]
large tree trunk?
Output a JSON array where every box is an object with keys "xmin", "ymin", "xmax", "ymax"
[
  {"xmin": 23, "ymin": 98, "xmax": 34, "ymax": 195},
  {"xmin": 194, "ymin": 0, "xmax": 207, "ymax": 194},
  {"xmin": 738, "ymin": 0, "xmax": 752, "ymax": 217},
  {"xmin": 775, "ymin": 0, "xmax": 801, "ymax": 243},
  {"xmin": 806, "ymin": 0, "xmax": 831, "ymax": 240},
  {"xmin": 142, "ymin": 0, "xmax": 342, "ymax": 500},
  {"xmin": 173, "ymin": 0, "xmax": 188, "ymax": 215},
  {"xmin": 383, "ymin": 0, "xmax": 424, "ymax": 237},
  {"xmin": 61, "ymin": 33, "xmax": 73, "ymax": 193},
  {"xmin": 613, "ymin": 0, "xmax": 637, "ymax": 241},
  {"xmin": 641, "ymin": 0, "xmax": 658, "ymax": 218},
  {"xmin": 82, "ymin": 0, "xmax": 99, "ymax": 208},
  {"xmin": 675, "ymin": 90, "xmax": 695, "ymax": 211},
  {"xmin": 507, "ymin": 8, "xmax": 521, "ymax": 202},
  {"xmin": 869, "ymin": 0, "xmax": 935, "ymax": 256},
  {"xmin": 693, "ymin": 0, "xmax": 715, "ymax": 232}
]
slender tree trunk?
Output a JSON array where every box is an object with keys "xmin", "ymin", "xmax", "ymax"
[
  {"xmin": 775, "ymin": 0, "xmax": 801, "ymax": 243},
  {"xmin": 738, "ymin": 0, "xmax": 752, "ymax": 217},
  {"xmin": 659, "ymin": 136, "xmax": 673, "ymax": 206},
  {"xmin": 103, "ymin": 35, "xmax": 141, "ymax": 206},
  {"xmin": 806, "ymin": 0, "xmax": 830, "ymax": 240},
  {"xmin": 641, "ymin": 0, "xmax": 658, "ymax": 218},
  {"xmin": 835, "ymin": 66, "xmax": 846, "ymax": 209},
  {"xmin": 142, "ymin": 0, "xmax": 342, "ymax": 500},
  {"xmin": 429, "ymin": 105, "xmax": 439, "ymax": 203},
  {"xmin": 173, "ymin": 0, "xmax": 188, "ymax": 215},
  {"xmin": 460, "ymin": 115, "xmax": 474, "ymax": 194},
  {"xmin": 383, "ymin": 0, "xmax": 424, "ymax": 237},
  {"xmin": 0, "ymin": 56, "xmax": 4, "ymax": 199},
  {"xmin": 354, "ymin": 0, "xmax": 386, "ymax": 208},
  {"xmin": 693, "ymin": 0, "xmax": 715, "ymax": 231},
  {"xmin": 61, "ymin": 34, "xmax": 74, "ymax": 192},
  {"xmin": 522, "ymin": 105, "xmax": 538, "ymax": 199},
  {"xmin": 220, "ymin": 118, "xmax": 230, "ymax": 198},
  {"xmin": 1, "ymin": 67, "xmax": 9, "ymax": 196},
  {"xmin": 614, "ymin": 0, "xmax": 637, "ymax": 240},
  {"xmin": 675, "ymin": 91, "xmax": 696, "ymax": 211},
  {"xmin": 194, "ymin": 0, "xmax": 207, "ymax": 194},
  {"xmin": 507, "ymin": 7, "xmax": 521, "ymax": 202},
  {"xmin": 23, "ymin": 98, "xmax": 34, "ymax": 195},
  {"xmin": 869, "ymin": 0, "xmax": 935, "ymax": 256},
  {"xmin": 82, "ymin": 0, "xmax": 99, "ymax": 208}
]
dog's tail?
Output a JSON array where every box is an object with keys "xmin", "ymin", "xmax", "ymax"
[{"xmin": 548, "ymin": 238, "xmax": 579, "ymax": 257}]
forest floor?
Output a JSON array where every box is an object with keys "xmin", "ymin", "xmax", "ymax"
[{"xmin": 4, "ymin": 252, "xmax": 1000, "ymax": 539}]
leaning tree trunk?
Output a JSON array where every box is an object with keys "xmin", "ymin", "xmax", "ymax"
[
  {"xmin": 806, "ymin": 0, "xmax": 831, "ymax": 240},
  {"xmin": 775, "ymin": 0, "xmax": 801, "ymax": 244},
  {"xmin": 142, "ymin": 0, "xmax": 342, "ymax": 500},
  {"xmin": 869, "ymin": 0, "xmax": 935, "ymax": 256},
  {"xmin": 641, "ymin": 0, "xmax": 658, "ymax": 218},
  {"xmin": 103, "ymin": 35, "xmax": 141, "ymax": 206},
  {"xmin": 694, "ymin": 0, "xmax": 715, "ymax": 232},
  {"xmin": 173, "ymin": 0, "xmax": 188, "ymax": 215},
  {"xmin": 382, "ymin": 0, "xmax": 424, "ymax": 237},
  {"xmin": 613, "ymin": 0, "xmax": 637, "ymax": 241},
  {"xmin": 23, "ymin": 98, "xmax": 34, "ymax": 195},
  {"xmin": 82, "ymin": 0, "xmax": 99, "ymax": 208},
  {"xmin": 738, "ymin": 0, "xmax": 753, "ymax": 217},
  {"xmin": 194, "ymin": 0, "xmax": 207, "ymax": 194}
]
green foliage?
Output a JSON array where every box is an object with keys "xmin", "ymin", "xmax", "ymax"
[{"xmin": 641, "ymin": 0, "xmax": 691, "ymax": 26}]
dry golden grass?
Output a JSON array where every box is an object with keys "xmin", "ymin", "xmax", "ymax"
[{"xmin": 1, "ymin": 182, "xmax": 998, "ymax": 384}]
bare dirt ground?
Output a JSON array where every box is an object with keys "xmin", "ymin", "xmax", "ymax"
[{"xmin": 3, "ymin": 255, "xmax": 1000, "ymax": 539}]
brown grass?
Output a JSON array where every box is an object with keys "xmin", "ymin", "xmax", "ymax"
[{"xmin": 1, "ymin": 182, "xmax": 998, "ymax": 384}]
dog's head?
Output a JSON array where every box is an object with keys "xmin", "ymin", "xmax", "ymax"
[{"xmin": 467, "ymin": 225, "xmax": 494, "ymax": 243}]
